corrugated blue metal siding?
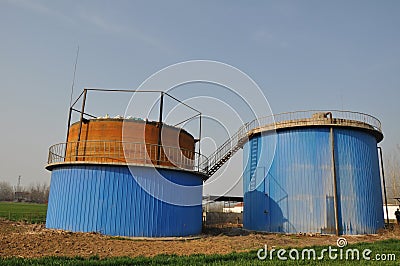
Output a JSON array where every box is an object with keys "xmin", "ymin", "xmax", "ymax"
[
  {"xmin": 46, "ymin": 165, "xmax": 203, "ymax": 237},
  {"xmin": 243, "ymin": 127, "xmax": 384, "ymax": 235},
  {"xmin": 334, "ymin": 129, "xmax": 384, "ymax": 234}
]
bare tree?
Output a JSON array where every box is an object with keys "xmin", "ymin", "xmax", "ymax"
[
  {"xmin": 384, "ymin": 148, "xmax": 400, "ymax": 205},
  {"xmin": 0, "ymin": 181, "xmax": 14, "ymax": 201},
  {"xmin": 28, "ymin": 182, "xmax": 50, "ymax": 204}
]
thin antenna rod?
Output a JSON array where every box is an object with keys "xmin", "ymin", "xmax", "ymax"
[
  {"xmin": 69, "ymin": 45, "xmax": 80, "ymax": 107},
  {"xmin": 17, "ymin": 175, "xmax": 21, "ymax": 191}
]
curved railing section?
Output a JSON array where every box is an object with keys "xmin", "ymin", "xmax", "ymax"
[
  {"xmin": 251, "ymin": 110, "xmax": 382, "ymax": 133},
  {"xmin": 47, "ymin": 141, "xmax": 208, "ymax": 174}
]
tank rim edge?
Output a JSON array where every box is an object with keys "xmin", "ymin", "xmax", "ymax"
[
  {"xmin": 45, "ymin": 161, "xmax": 209, "ymax": 180},
  {"xmin": 247, "ymin": 123, "xmax": 383, "ymax": 143}
]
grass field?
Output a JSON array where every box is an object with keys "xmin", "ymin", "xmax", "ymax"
[
  {"xmin": 0, "ymin": 239, "xmax": 399, "ymax": 265},
  {"xmin": 0, "ymin": 201, "xmax": 47, "ymax": 223}
]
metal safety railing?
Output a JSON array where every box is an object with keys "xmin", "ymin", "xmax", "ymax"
[
  {"xmin": 253, "ymin": 110, "xmax": 382, "ymax": 133},
  {"xmin": 200, "ymin": 121, "xmax": 253, "ymax": 176},
  {"xmin": 48, "ymin": 141, "xmax": 209, "ymax": 174}
]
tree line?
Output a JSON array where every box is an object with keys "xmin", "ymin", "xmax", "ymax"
[
  {"xmin": 0, "ymin": 181, "xmax": 49, "ymax": 204},
  {"xmin": 385, "ymin": 147, "xmax": 400, "ymax": 205}
]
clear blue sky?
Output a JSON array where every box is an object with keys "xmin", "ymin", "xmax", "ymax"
[{"xmin": 0, "ymin": 1, "xmax": 399, "ymax": 196}]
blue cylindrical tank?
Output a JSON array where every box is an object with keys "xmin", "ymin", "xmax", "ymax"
[
  {"xmin": 243, "ymin": 111, "xmax": 384, "ymax": 235},
  {"xmin": 46, "ymin": 165, "xmax": 202, "ymax": 237},
  {"xmin": 46, "ymin": 118, "xmax": 205, "ymax": 237}
]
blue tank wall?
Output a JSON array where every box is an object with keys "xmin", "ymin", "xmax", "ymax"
[
  {"xmin": 243, "ymin": 127, "xmax": 384, "ymax": 235},
  {"xmin": 46, "ymin": 165, "xmax": 203, "ymax": 237}
]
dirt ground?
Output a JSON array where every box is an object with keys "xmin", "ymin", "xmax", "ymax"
[{"xmin": 1, "ymin": 220, "xmax": 400, "ymax": 258}]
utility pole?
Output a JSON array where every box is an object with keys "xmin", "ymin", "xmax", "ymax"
[{"xmin": 17, "ymin": 175, "xmax": 21, "ymax": 192}]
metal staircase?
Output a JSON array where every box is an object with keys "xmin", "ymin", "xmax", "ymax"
[
  {"xmin": 248, "ymin": 137, "xmax": 259, "ymax": 190},
  {"xmin": 202, "ymin": 121, "xmax": 258, "ymax": 177}
]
